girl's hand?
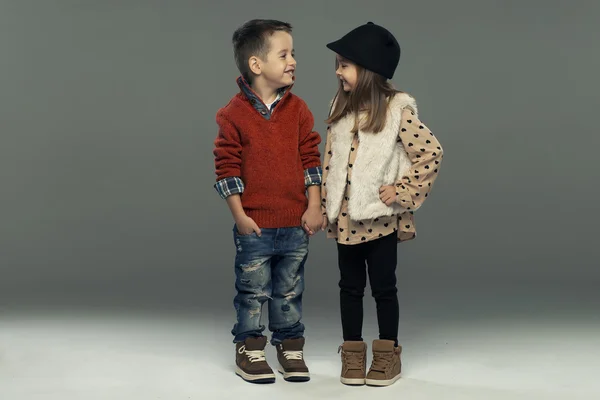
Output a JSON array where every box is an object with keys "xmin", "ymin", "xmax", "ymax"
[
  {"xmin": 321, "ymin": 215, "xmax": 328, "ymax": 231},
  {"xmin": 379, "ymin": 185, "xmax": 397, "ymax": 206}
]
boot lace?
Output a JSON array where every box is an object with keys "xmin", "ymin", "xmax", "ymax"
[
  {"xmin": 371, "ymin": 351, "xmax": 393, "ymax": 372},
  {"xmin": 338, "ymin": 346, "xmax": 364, "ymax": 370},
  {"xmin": 238, "ymin": 345, "xmax": 266, "ymax": 363},
  {"xmin": 282, "ymin": 350, "xmax": 304, "ymax": 360}
]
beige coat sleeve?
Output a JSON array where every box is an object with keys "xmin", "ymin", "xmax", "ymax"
[{"xmin": 394, "ymin": 109, "xmax": 444, "ymax": 211}]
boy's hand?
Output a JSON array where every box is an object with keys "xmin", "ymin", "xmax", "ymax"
[
  {"xmin": 302, "ymin": 207, "xmax": 323, "ymax": 236},
  {"xmin": 379, "ymin": 185, "xmax": 397, "ymax": 206},
  {"xmin": 235, "ymin": 215, "xmax": 262, "ymax": 236}
]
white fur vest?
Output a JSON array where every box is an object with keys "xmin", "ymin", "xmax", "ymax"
[{"xmin": 325, "ymin": 93, "xmax": 418, "ymax": 223}]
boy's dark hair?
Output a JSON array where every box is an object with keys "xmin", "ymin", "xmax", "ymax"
[{"xmin": 232, "ymin": 19, "xmax": 292, "ymax": 82}]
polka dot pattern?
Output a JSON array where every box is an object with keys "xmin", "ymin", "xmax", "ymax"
[
  {"xmin": 321, "ymin": 108, "xmax": 443, "ymax": 244},
  {"xmin": 326, "ymin": 132, "xmax": 397, "ymax": 245}
]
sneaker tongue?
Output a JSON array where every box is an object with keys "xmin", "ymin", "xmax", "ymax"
[
  {"xmin": 372, "ymin": 340, "xmax": 395, "ymax": 352},
  {"xmin": 244, "ymin": 336, "xmax": 267, "ymax": 351},
  {"xmin": 344, "ymin": 341, "xmax": 365, "ymax": 352},
  {"xmin": 282, "ymin": 338, "xmax": 305, "ymax": 351}
]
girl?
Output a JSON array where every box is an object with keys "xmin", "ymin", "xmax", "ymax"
[{"xmin": 320, "ymin": 22, "xmax": 444, "ymax": 387}]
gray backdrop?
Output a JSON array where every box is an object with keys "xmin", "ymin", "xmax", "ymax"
[{"xmin": 1, "ymin": 0, "xmax": 599, "ymax": 322}]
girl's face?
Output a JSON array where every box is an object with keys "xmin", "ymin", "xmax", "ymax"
[{"xmin": 335, "ymin": 55, "xmax": 358, "ymax": 92}]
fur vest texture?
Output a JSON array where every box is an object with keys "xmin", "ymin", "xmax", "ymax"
[{"xmin": 325, "ymin": 93, "xmax": 418, "ymax": 222}]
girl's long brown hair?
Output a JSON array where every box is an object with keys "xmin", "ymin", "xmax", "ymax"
[{"xmin": 325, "ymin": 58, "xmax": 401, "ymax": 134}]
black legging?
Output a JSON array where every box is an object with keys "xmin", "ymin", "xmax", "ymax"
[{"xmin": 336, "ymin": 232, "xmax": 399, "ymax": 346}]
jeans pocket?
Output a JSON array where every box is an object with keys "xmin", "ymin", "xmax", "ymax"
[
  {"xmin": 238, "ymin": 231, "xmax": 257, "ymax": 237},
  {"xmin": 233, "ymin": 224, "xmax": 258, "ymax": 237}
]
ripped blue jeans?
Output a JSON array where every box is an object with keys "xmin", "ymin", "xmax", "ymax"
[{"xmin": 231, "ymin": 225, "xmax": 308, "ymax": 345}]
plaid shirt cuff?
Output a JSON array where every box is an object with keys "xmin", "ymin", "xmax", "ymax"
[
  {"xmin": 214, "ymin": 177, "xmax": 244, "ymax": 199},
  {"xmin": 304, "ymin": 166, "xmax": 322, "ymax": 186}
]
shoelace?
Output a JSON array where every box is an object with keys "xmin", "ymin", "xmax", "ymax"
[
  {"xmin": 338, "ymin": 346, "xmax": 364, "ymax": 370},
  {"xmin": 370, "ymin": 351, "xmax": 392, "ymax": 371},
  {"xmin": 238, "ymin": 345, "xmax": 266, "ymax": 363},
  {"xmin": 282, "ymin": 350, "xmax": 304, "ymax": 360}
]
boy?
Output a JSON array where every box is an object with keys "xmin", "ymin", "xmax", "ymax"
[{"xmin": 213, "ymin": 19, "xmax": 323, "ymax": 384}]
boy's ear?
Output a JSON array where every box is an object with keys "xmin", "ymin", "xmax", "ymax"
[{"xmin": 249, "ymin": 56, "xmax": 261, "ymax": 76}]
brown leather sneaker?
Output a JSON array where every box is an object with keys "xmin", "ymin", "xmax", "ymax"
[
  {"xmin": 338, "ymin": 341, "xmax": 367, "ymax": 385},
  {"xmin": 235, "ymin": 336, "xmax": 276, "ymax": 384},
  {"xmin": 275, "ymin": 338, "xmax": 310, "ymax": 382},
  {"xmin": 365, "ymin": 339, "xmax": 402, "ymax": 386}
]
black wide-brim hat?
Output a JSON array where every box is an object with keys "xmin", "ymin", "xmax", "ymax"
[{"xmin": 326, "ymin": 22, "xmax": 400, "ymax": 80}]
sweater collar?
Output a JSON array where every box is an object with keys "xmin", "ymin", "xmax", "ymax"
[{"xmin": 236, "ymin": 75, "xmax": 293, "ymax": 120}]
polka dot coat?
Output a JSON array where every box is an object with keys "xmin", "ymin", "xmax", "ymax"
[{"xmin": 321, "ymin": 107, "xmax": 443, "ymax": 245}]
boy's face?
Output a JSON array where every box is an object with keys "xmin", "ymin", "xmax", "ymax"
[{"xmin": 253, "ymin": 31, "xmax": 296, "ymax": 89}]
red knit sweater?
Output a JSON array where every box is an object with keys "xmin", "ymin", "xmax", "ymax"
[{"xmin": 214, "ymin": 90, "xmax": 322, "ymax": 228}]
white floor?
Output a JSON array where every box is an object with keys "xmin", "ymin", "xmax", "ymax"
[{"xmin": 1, "ymin": 309, "xmax": 598, "ymax": 400}]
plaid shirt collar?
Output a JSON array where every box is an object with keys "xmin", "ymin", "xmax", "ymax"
[{"xmin": 236, "ymin": 75, "xmax": 293, "ymax": 120}]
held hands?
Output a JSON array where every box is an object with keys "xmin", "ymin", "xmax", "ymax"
[
  {"xmin": 379, "ymin": 185, "xmax": 397, "ymax": 206},
  {"xmin": 235, "ymin": 209, "xmax": 327, "ymax": 237},
  {"xmin": 235, "ymin": 214, "xmax": 262, "ymax": 236},
  {"xmin": 302, "ymin": 206, "xmax": 325, "ymax": 236}
]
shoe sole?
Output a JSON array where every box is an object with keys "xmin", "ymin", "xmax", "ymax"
[
  {"xmin": 365, "ymin": 374, "xmax": 401, "ymax": 387},
  {"xmin": 340, "ymin": 377, "xmax": 365, "ymax": 386},
  {"xmin": 277, "ymin": 365, "xmax": 310, "ymax": 382},
  {"xmin": 235, "ymin": 367, "xmax": 276, "ymax": 384}
]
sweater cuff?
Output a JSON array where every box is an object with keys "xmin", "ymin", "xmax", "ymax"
[
  {"xmin": 304, "ymin": 166, "xmax": 322, "ymax": 186},
  {"xmin": 214, "ymin": 177, "xmax": 244, "ymax": 199}
]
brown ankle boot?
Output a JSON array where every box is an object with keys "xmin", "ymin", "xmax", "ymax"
[
  {"xmin": 235, "ymin": 336, "xmax": 276, "ymax": 384},
  {"xmin": 276, "ymin": 338, "xmax": 310, "ymax": 382},
  {"xmin": 365, "ymin": 339, "xmax": 402, "ymax": 386},
  {"xmin": 338, "ymin": 341, "xmax": 367, "ymax": 385}
]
